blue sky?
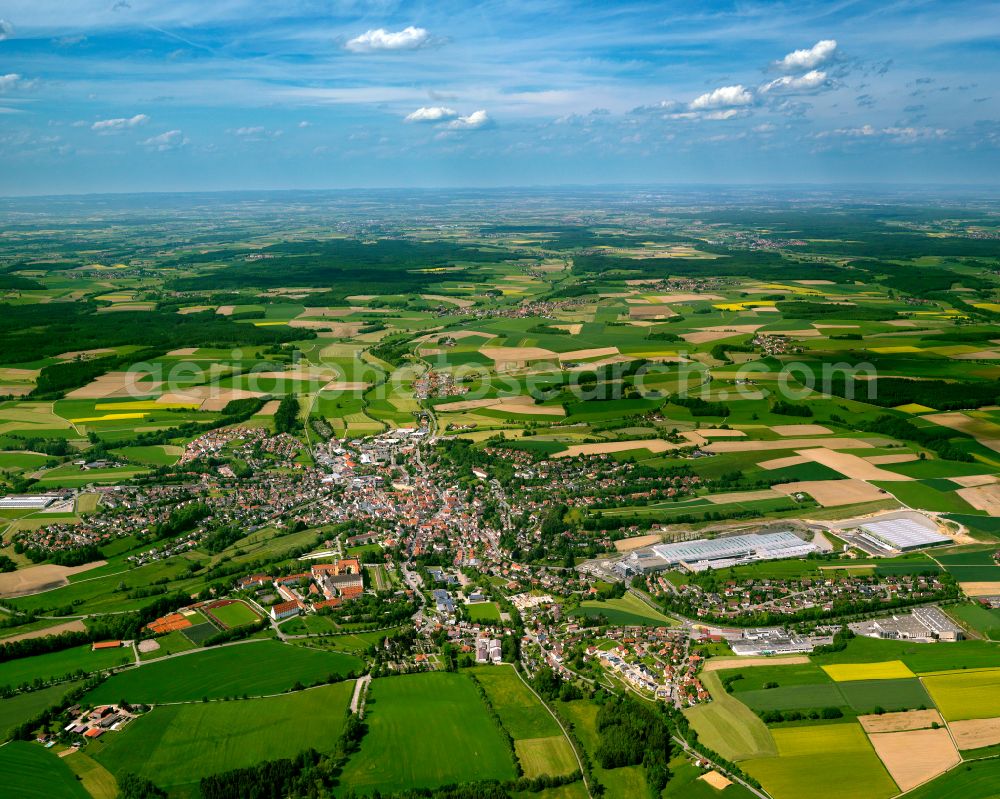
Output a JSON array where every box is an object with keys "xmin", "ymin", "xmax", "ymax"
[{"xmin": 0, "ymin": 0, "xmax": 998, "ymax": 194}]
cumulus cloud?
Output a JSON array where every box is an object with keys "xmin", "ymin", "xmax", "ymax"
[
  {"xmin": 91, "ymin": 113, "xmax": 148, "ymax": 132},
  {"xmin": 0, "ymin": 19, "xmax": 13, "ymax": 40},
  {"xmin": 0, "ymin": 73, "xmax": 21, "ymax": 93},
  {"xmin": 775, "ymin": 39, "xmax": 837, "ymax": 72},
  {"xmin": 690, "ymin": 85, "xmax": 753, "ymax": 111},
  {"xmin": 405, "ymin": 106, "xmax": 458, "ymax": 123},
  {"xmin": 776, "ymin": 40, "xmax": 837, "ymax": 72},
  {"xmin": 141, "ymin": 129, "xmax": 186, "ymax": 151},
  {"xmin": 346, "ymin": 26, "xmax": 429, "ymax": 53},
  {"xmin": 447, "ymin": 109, "xmax": 491, "ymax": 130},
  {"xmin": 760, "ymin": 70, "xmax": 829, "ymax": 94}
]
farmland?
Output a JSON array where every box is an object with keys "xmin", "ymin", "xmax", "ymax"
[
  {"xmin": 741, "ymin": 724, "xmax": 899, "ymax": 799},
  {"xmin": 1, "ymin": 191, "xmax": 1000, "ymax": 799},
  {"xmin": 338, "ymin": 672, "xmax": 518, "ymax": 794},
  {"xmin": 91, "ymin": 682, "xmax": 353, "ymax": 796},
  {"xmin": 0, "ymin": 741, "xmax": 90, "ymax": 799},
  {"xmin": 83, "ymin": 641, "xmax": 363, "ymax": 704}
]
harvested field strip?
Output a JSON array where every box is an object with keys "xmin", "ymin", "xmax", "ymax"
[
  {"xmin": 553, "ymin": 439, "xmax": 682, "ymax": 458},
  {"xmin": 704, "ymin": 438, "xmax": 877, "ymax": 453},
  {"xmin": 859, "ymin": 709, "xmax": 944, "ymax": 733},
  {"xmin": 949, "ymin": 717, "xmax": 1000, "ymax": 750},
  {"xmin": 822, "ymin": 661, "xmax": 915, "ymax": 682},
  {"xmin": 773, "ymin": 479, "xmax": 886, "ymax": 506},
  {"xmin": 796, "ymin": 448, "xmax": 913, "ymax": 481},
  {"xmin": 867, "ymin": 728, "xmax": 960, "ymax": 793}
]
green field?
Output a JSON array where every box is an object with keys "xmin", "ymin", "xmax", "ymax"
[
  {"xmin": 515, "ymin": 736, "xmax": 579, "ymax": 779},
  {"xmin": 63, "ymin": 750, "xmax": 118, "ymax": 799},
  {"xmin": 471, "ymin": 666, "xmax": 562, "ymax": 739},
  {"xmin": 810, "ymin": 636, "xmax": 1000, "ymax": 673},
  {"xmin": 0, "ymin": 741, "xmax": 91, "ymax": 799},
  {"xmin": 84, "ymin": 640, "xmax": 363, "ymax": 704},
  {"xmin": 949, "ymin": 603, "xmax": 1000, "ymax": 640},
  {"xmin": 466, "ymin": 601, "xmax": 503, "ymax": 622},
  {"xmin": 206, "ymin": 600, "xmax": 261, "ymax": 628},
  {"xmin": 560, "ymin": 699, "xmax": 650, "ymax": 799},
  {"xmin": 684, "ymin": 672, "xmax": 777, "ymax": 761},
  {"xmin": 723, "ymin": 662, "xmax": 833, "ymax": 693},
  {"xmin": 902, "ymin": 757, "xmax": 1000, "ymax": 799},
  {"xmin": 338, "ymin": 672, "xmax": 517, "ymax": 795},
  {"xmin": 0, "ymin": 644, "xmax": 133, "ymax": 689},
  {"xmin": 0, "ymin": 680, "xmax": 81, "ymax": 741},
  {"xmin": 742, "ymin": 724, "xmax": 898, "ymax": 799},
  {"xmin": 92, "ymin": 682, "xmax": 353, "ymax": 797},
  {"xmin": 140, "ymin": 630, "xmax": 197, "ymax": 660},
  {"xmin": 662, "ymin": 754, "xmax": 756, "ymax": 799},
  {"xmin": 571, "ymin": 593, "xmax": 677, "ymax": 627},
  {"xmin": 923, "ymin": 667, "xmax": 1000, "ymax": 720}
]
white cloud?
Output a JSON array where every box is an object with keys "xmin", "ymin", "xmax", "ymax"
[
  {"xmin": 297, "ymin": 120, "xmax": 311, "ymax": 128},
  {"xmin": 761, "ymin": 70, "xmax": 829, "ymax": 94},
  {"xmin": 690, "ymin": 85, "xmax": 753, "ymax": 110},
  {"xmin": 447, "ymin": 109, "xmax": 491, "ymax": 130},
  {"xmin": 91, "ymin": 113, "xmax": 148, "ymax": 132},
  {"xmin": 702, "ymin": 109, "xmax": 745, "ymax": 120},
  {"xmin": 405, "ymin": 106, "xmax": 458, "ymax": 123},
  {"xmin": 0, "ymin": 73, "xmax": 21, "ymax": 93},
  {"xmin": 816, "ymin": 124, "xmax": 948, "ymax": 141},
  {"xmin": 141, "ymin": 129, "xmax": 186, "ymax": 151},
  {"xmin": 345, "ymin": 26, "xmax": 429, "ymax": 53},
  {"xmin": 776, "ymin": 40, "xmax": 837, "ymax": 72},
  {"xmin": 0, "ymin": 19, "xmax": 13, "ymax": 41},
  {"xmin": 234, "ymin": 126, "xmax": 264, "ymax": 136}
]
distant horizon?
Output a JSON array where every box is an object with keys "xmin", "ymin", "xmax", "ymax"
[{"xmin": 3, "ymin": 181, "xmax": 1000, "ymax": 203}]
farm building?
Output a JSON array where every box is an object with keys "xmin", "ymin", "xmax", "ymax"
[
  {"xmin": 649, "ymin": 531, "xmax": 817, "ymax": 572},
  {"xmin": 854, "ymin": 518, "xmax": 950, "ymax": 552}
]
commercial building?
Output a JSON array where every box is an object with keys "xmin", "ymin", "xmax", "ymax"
[
  {"xmin": 649, "ymin": 531, "xmax": 817, "ymax": 573},
  {"xmin": 0, "ymin": 494, "xmax": 59, "ymax": 510},
  {"xmin": 854, "ymin": 518, "xmax": 950, "ymax": 552}
]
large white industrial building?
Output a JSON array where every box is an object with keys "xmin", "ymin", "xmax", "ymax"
[
  {"xmin": 650, "ymin": 531, "xmax": 817, "ymax": 573},
  {"xmin": 855, "ymin": 518, "xmax": 950, "ymax": 552}
]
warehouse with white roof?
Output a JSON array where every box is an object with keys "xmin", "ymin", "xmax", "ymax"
[
  {"xmin": 650, "ymin": 531, "xmax": 817, "ymax": 572},
  {"xmin": 855, "ymin": 517, "xmax": 950, "ymax": 552}
]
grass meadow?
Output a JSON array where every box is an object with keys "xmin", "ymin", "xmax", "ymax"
[
  {"xmin": 338, "ymin": 672, "xmax": 517, "ymax": 795},
  {"xmin": 0, "ymin": 741, "xmax": 90, "ymax": 799},
  {"xmin": 84, "ymin": 640, "xmax": 362, "ymax": 704},
  {"xmin": 92, "ymin": 682, "xmax": 353, "ymax": 798}
]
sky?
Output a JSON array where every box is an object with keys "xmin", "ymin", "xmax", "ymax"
[{"xmin": 0, "ymin": 0, "xmax": 998, "ymax": 195}]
